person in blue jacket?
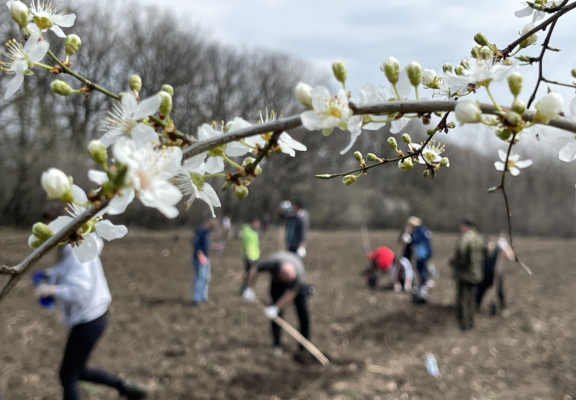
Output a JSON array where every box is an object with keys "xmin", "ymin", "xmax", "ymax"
[{"xmin": 405, "ymin": 216, "xmax": 433, "ymax": 287}]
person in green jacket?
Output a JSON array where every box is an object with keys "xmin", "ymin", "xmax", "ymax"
[
  {"xmin": 450, "ymin": 218, "xmax": 485, "ymax": 331},
  {"xmin": 242, "ymin": 217, "xmax": 261, "ymax": 271}
]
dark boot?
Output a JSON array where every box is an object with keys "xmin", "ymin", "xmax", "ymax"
[{"xmin": 119, "ymin": 381, "xmax": 148, "ymax": 400}]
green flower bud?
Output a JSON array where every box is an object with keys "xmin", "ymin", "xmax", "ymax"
[
  {"xmin": 401, "ymin": 133, "xmax": 411, "ymax": 144},
  {"xmin": 447, "ymin": 122, "xmax": 456, "ymax": 129},
  {"xmin": 406, "ymin": 62, "xmax": 422, "ymax": 87},
  {"xmin": 507, "ymin": 72, "xmax": 523, "ymax": 98},
  {"xmin": 88, "ymin": 140, "xmax": 107, "ymax": 165},
  {"xmin": 28, "ymin": 234, "xmax": 43, "ymax": 248},
  {"xmin": 440, "ymin": 157, "xmax": 450, "ymax": 167},
  {"xmin": 571, "ymin": 68, "xmax": 576, "ymax": 79},
  {"xmin": 398, "ymin": 158, "xmax": 414, "ymax": 171},
  {"xmin": 234, "ymin": 185, "xmax": 249, "ymax": 199},
  {"xmin": 517, "ymin": 55, "xmax": 531, "ymax": 62},
  {"xmin": 505, "ymin": 111, "xmax": 522, "ymax": 126},
  {"xmin": 366, "ymin": 153, "xmax": 380, "ymax": 162},
  {"xmin": 455, "ymin": 66, "xmax": 465, "ymax": 76},
  {"xmin": 383, "ymin": 57, "xmax": 400, "ymax": 85},
  {"xmin": 332, "ymin": 61, "xmax": 347, "ymax": 85},
  {"xmin": 342, "ymin": 175, "xmax": 357, "ymax": 186},
  {"xmin": 242, "ymin": 157, "xmax": 262, "ymax": 175},
  {"xmin": 480, "ymin": 48, "xmax": 492, "ymax": 60},
  {"xmin": 158, "ymin": 91, "xmax": 172, "ymax": 117},
  {"xmin": 470, "ymin": 46, "xmax": 481, "ymax": 59},
  {"xmin": 473, "ymin": 33, "xmax": 490, "ymax": 46},
  {"xmin": 442, "ymin": 63, "xmax": 453, "ymax": 73},
  {"xmin": 51, "ymin": 80, "xmax": 73, "ymax": 96},
  {"xmin": 353, "ymin": 151, "xmax": 363, "ymax": 162},
  {"xmin": 511, "ymin": 100, "xmax": 526, "ymax": 115},
  {"xmin": 460, "ymin": 59, "xmax": 471, "ymax": 70},
  {"xmin": 387, "ymin": 137, "xmax": 398, "ymax": 150},
  {"xmin": 161, "ymin": 84, "xmax": 174, "ymax": 96},
  {"xmin": 9, "ymin": 1, "xmax": 29, "ymax": 29},
  {"xmin": 496, "ymin": 128, "xmax": 512, "ymax": 141},
  {"xmin": 427, "ymin": 128, "xmax": 437, "ymax": 136},
  {"xmin": 129, "ymin": 75, "xmax": 142, "ymax": 92},
  {"xmin": 64, "ymin": 34, "xmax": 82, "ymax": 56},
  {"xmin": 32, "ymin": 222, "xmax": 54, "ymax": 242}
]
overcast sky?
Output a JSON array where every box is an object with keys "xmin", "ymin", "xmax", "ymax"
[{"xmin": 140, "ymin": 0, "xmax": 576, "ymax": 148}]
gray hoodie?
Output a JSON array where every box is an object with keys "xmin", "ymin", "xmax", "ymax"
[{"xmin": 46, "ymin": 235, "xmax": 111, "ymax": 328}]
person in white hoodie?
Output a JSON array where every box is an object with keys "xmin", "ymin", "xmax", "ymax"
[{"xmin": 35, "ymin": 233, "xmax": 147, "ymax": 400}]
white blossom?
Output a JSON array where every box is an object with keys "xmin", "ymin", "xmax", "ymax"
[
  {"xmin": 409, "ymin": 141, "xmax": 445, "ymax": 165},
  {"xmin": 100, "ymin": 92, "xmax": 161, "ymax": 148},
  {"xmin": 494, "ymin": 149, "xmax": 533, "ymax": 176},
  {"xmin": 535, "ymin": 92, "xmax": 563, "ymax": 124},
  {"xmin": 445, "ymin": 57, "xmax": 517, "ymax": 93},
  {"xmin": 454, "ymin": 98, "xmax": 482, "ymax": 124},
  {"xmin": 295, "ymin": 82, "xmax": 313, "ymax": 108},
  {"xmin": 515, "ymin": 1, "xmax": 553, "ymax": 22},
  {"xmin": 173, "ymin": 154, "xmax": 221, "ymax": 217},
  {"xmin": 301, "ymin": 86, "xmax": 352, "ymax": 135},
  {"xmin": 558, "ymin": 97, "xmax": 576, "ymax": 162},
  {"xmin": 2, "ymin": 30, "xmax": 49, "ymax": 99},
  {"xmin": 41, "ymin": 168, "xmax": 72, "ymax": 200},
  {"xmin": 28, "ymin": 0, "xmax": 76, "ymax": 38},
  {"xmin": 520, "ymin": 23, "xmax": 539, "ymax": 47}
]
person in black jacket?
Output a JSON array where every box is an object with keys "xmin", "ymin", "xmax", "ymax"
[{"xmin": 285, "ymin": 200, "xmax": 309, "ymax": 257}]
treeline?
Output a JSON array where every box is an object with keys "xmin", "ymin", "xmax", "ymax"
[{"xmin": 0, "ymin": 0, "xmax": 574, "ymax": 237}]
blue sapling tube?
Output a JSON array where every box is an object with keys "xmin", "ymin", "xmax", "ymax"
[{"xmin": 31, "ymin": 271, "xmax": 55, "ymax": 309}]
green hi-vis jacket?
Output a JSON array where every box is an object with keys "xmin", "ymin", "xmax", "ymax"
[
  {"xmin": 450, "ymin": 229, "xmax": 485, "ymax": 284},
  {"xmin": 241, "ymin": 224, "xmax": 260, "ymax": 262}
]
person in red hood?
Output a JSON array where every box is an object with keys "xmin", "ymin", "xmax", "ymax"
[{"xmin": 363, "ymin": 246, "xmax": 413, "ymax": 291}]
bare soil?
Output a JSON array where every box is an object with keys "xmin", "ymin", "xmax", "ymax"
[{"xmin": 1, "ymin": 228, "xmax": 575, "ymax": 400}]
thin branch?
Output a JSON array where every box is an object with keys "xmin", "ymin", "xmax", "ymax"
[
  {"xmin": 501, "ymin": 1, "xmax": 576, "ymax": 57},
  {"xmin": 542, "ymin": 77, "xmax": 576, "ymax": 89},
  {"xmin": 527, "ymin": 18, "xmax": 560, "ymax": 108}
]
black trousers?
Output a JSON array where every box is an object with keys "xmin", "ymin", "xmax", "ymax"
[
  {"xmin": 270, "ymin": 281, "xmax": 310, "ymax": 349},
  {"xmin": 59, "ymin": 312, "xmax": 124, "ymax": 400},
  {"xmin": 476, "ymin": 271, "xmax": 505, "ymax": 308}
]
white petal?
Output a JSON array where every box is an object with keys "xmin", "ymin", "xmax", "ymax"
[
  {"xmin": 49, "ymin": 24, "xmax": 66, "ymax": 38},
  {"xmin": 4, "ymin": 73, "xmax": 24, "ymax": 99},
  {"xmin": 494, "ymin": 161, "xmax": 505, "ymax": 171},
  {"xmin": 95, "ymin": 220, "xmax": 128, "ymax": 241},
  {"xmin": 121, "ymin": 92, "xmax": 138, "ymax": 116},
  {"xmin": 570, "ymin": 97, "xmax": 576, "ymax": 119},
  {"xmin": 74, "ymin": 234, "xmax": 99, "ymax": 263},
  {"xmin": 134, "ymin": 95, "xmax": 161, "ymax": 120},
  {"xmin": 71, "ymin": 185, "xmax": 88, "ymax": 204},
  {"xmin": 204, "ymin": 156, "xmax": 224, "ymax": 174},
  {"xmin": 509, "ymin": 167, "xmax": 521, "ymax": 176},
  {"xmin": 48, "ymin": 215, "xmax": 73, "ymax": 232},
  {"xmin": 106, "ymin": 188, "xmax": 135, "ymax": 215},
  {"xmin": 51, "ymin": 13, "xmax": 76, "ymax": 28},
  {"xmin": 310, "ymin": 86, "xmax": 332, "ymax": 112},
  {"xmin": 340, "ymin": 116, "xmax": 363, "ymax": 155},
  {"xmin": 198, "ymin": 124, "xmax": 220, "ymax": 141},
  {"xmin": 182, "ymin": 153, "xmax": 206, "ymax": 172},
  {"xmin": 139, "ymin": 181, "xmax": 182, "ymax": 219},
  {"xmin": 131, "ymin": 123, "xmax": 159, "ymax": 144},
  {"xmin": 559, "ymin": 142, "xmax": 576, "ymax": 162},
  {"xmin": 88, "ymin": 170, "xmax": 109, "ymax": 185},
  {"xmin": 197, "ymin": 182, "xmax": 221, "ymax": 217},
  {"xmin": 396, "ymin": 67, "xmax": 412, "ymax": 99},
  {"xmin": 498, "ymin": 149, "xmax": 507, "ymax": 162},
  {"xmin": 27, "ymin": 41, "xmax": 49, "ymax": 63},
  {"xmin": 301, "ymin": 111, "xmax": 323, "ymax": 131},
  {"xmin": 99, "ymin": 129, "xmax": 123, "ymax": 148},
  {"xmin": 515, "ymin": 159, "xmax": 533, "ymax": 168},
  {"xmin": 23, "ymin": 30, "xmax": 41, "ymax": 52},
  {"xmin": 279, "ymin": 132, "xmax": 306, "ymax": 151},
  {"xmin": 515, "ymin": 6, "xmax": 533, "ymax": 18},
  {"xmin": 390, "ymin": 118, "xmax": 409, "ymax": 134},
  {"xmin": 225, "ymin": 141, "xmax": 251, "ymax": 157}
]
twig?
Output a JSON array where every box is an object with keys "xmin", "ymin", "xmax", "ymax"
[
  {"xmin": 501, "ymin": 1, "xmax": 576, "ymax": 58},
  {"xmin": 527, "ymin": 18, "xmax": 560, "ymax": 108},
  {"xmin": 541, "ymin": 77, "xmax": 576, "ymax": 90}
]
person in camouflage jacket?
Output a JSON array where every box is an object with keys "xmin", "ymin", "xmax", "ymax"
[{"xmin": 450, "ymin": 218, "xmax": 485, "ymax": 331}]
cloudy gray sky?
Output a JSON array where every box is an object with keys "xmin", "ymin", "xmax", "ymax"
[{"xmin": 140, "ymin": 0, "xmax": 576, "ymax": 147}]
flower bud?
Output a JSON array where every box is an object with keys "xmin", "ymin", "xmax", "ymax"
[
  {"xmin": 447, "ymin": 122, "xmax": 456, "ymax": 129},
  {"xmin": 295, "ymin": 82, "xmax": 313, "ymax": 108},
  {"xmin": 129, "ymin": 75, "xmax": 142, "ymax": 92},
  {"xmin": 353, "ymin": 151, "xmax": 363, "ymax": 162},
  {"xmin": 64, "ymin": 34, "xmax": 82, "ymax": 56},
  {"xmin": 342, "ymin": 175, "xmax": 357, "ymax": 186},
  {"xmin": 401, "ymin": 133, "xmax": 411, "ymax": 144},
  {"xmin": 473, "ymin": 32, "xmax": 489, "ymax": 47},
  {"xmin": 366, "ymin": 153, "xmax": 380, "ymax": 162},
  {"xmin": 387, "ymin": 137, "xmax": 398, "ymax": 150},
  {"xmin": 427, "ymin": 128, "xmax": 437, "ymax": 136},
  {"xmin": 534, "ymin": 92, "xmax": 563, "ymax": 124},
  {"xmin": 383, "ymin": 57, "xmax": 400, "ymax": 85},
  {"xmin": 32, "ymin": 222, "xmax": 54, "ymax": 241},
  {"xmin": 406, "ymin": 62, "xmax": 422, "ymax": 87},
  {"xmin": 454, "ymin": 66, "xmax": 465, "ymax": 76},
  {"xmin": 242, "ymin": 157, "xmax": 262, "ymax": 175},
  {"xmin": 460, "ymin": 59, "xmax": 471, "ymax": 70},
  {"xmin": 421, "ymin": 69, "xmax": 438, "ymax": 88},
  {"xmin": 505, "ymin": 111, "xmax": 522, "ymax": 126},
  {"xmin": 507, "ymin": 72, "xmax": 523, "ymax": 98},
  {"xmin": 28, "ymin": 234, "xmax": 43, "ymax": 248},
  {"xmin": 440, "ymin": 157, "xmax": 450, "ymax": 167},
  {"xmin": 398, "ymin": 158, "xmax": 414, "ymax": 171},
  {"xmin": 442, "ymin": 63, "xmax": 453, "ymax": 73},
  {"xmin": 571, "ymin": 68, "xmax": 576, "ymax": 79},
  {"xmin": 517, "ymin": 55, "xmax": 530, "ymax": 62},
  {"xmin": 9, "ymin": 0, "xmax": 29, "ymax": 29},
  {"xmin": 41, "ymin": 168, "xmax": 73, "ymax": 202},
  {"xmin": 158, "ymin": 91, "xmax": 172, "ymax": 117},
  {"xmin": 496, "ymin": 128, "xmax": 512, "ymax": 141},
  {"xmin": 511, "ymin": 100, "xmax": 526, "ymax": 115},
  {"xmin": 161, "ymin": 84, "xmax": 174, "ymax": 96},
  {"xmin": 234, "ymin": 185, "xmax": 249, "ymax": 199},
  {"xmin": 51, "ymin": 80, "xmax": 73, "ymax": 96},
  {"xmin": 332, "ymin": 61, "xmax": 347, "ymax": 85},
  {"xmin": 480, "ymin": 48, "xmax": 492, "ymax": 60},
  {"xmin": 455, "ymin": 98, "xmax": 482, "ymax": 125},
  {"xmin": 88, "ymin": 140, "xmax": 107, "ymax": 165},
  {"xmin": 520, "ymin": 23, "xmax": 539, "ymax": 48}
]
